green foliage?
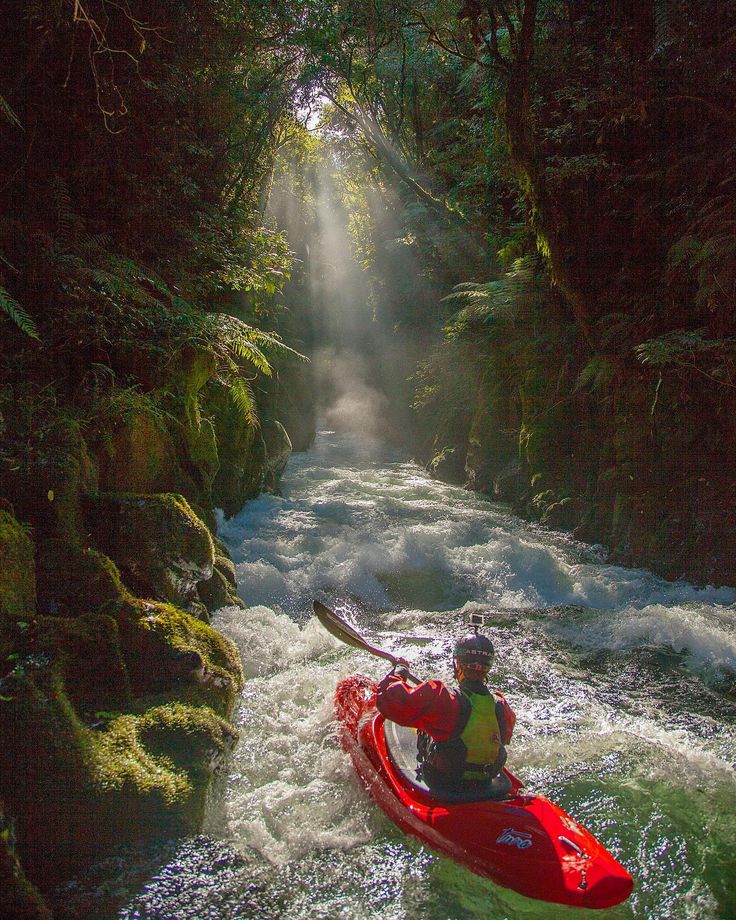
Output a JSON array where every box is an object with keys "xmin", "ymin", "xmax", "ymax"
[
  {"xmin": 634, "ymin": 330, "xmax": 736, "ymax": 389},
  {"xmin": 575, "ymin": 356, "xmax": 618, "ymax": 394},
  {"xmin": 0, "ymin": 287, "xmax": 38, "ymax": 340},
  {"xmin": 0, "ymin": 95, "xmax": 21, "ymax": 129},
  {"xmin": 442, "ymin": 258, "xmax": 539, "ymax": 342}
]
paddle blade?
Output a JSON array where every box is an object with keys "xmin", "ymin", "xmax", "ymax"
[
  {"xmin": 313, "ymin": 601, "xmax": 386, "ymax": 657},
  {"xmin": 313, "ymin": 601, "xmax": 422, "ymax": 684}
]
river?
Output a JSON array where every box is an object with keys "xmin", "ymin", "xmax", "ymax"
[{"xmin": 65, "ymin": 429, "xmax": 736, "ymax": 919}]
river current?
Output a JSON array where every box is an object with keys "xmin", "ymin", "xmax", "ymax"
[{"xmin": 66, "ymin": 430, "xmax": 736, "ymax": 919}]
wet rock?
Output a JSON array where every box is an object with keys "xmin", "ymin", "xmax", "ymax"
[
  {"xmin": 91, "ymin": 493, "xmax": 214, "ymax": 617},
  {"xmin": 197, "ymin": 565, "xmax": 245, "ymax": 614},
  {"xmin": 262, "ymin": 419, "xmax": 292, "ymax": 493},
  {"xmin": 204, "ymin": 381, "xmax": 267, "ymax": 516}
]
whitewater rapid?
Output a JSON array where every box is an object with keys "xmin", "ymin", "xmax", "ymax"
[
  {"xmin": 69, "ymin": 429, "xmax": 736, "ymax": 919},
  {"xmin": 206, "ymin": 430, "xmax": 736, "ymax": 919}
]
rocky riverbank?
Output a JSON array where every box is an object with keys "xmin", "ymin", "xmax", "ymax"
[{"xmin": 0, "ymin": 342, "xmax": 308, "ymax": 918}]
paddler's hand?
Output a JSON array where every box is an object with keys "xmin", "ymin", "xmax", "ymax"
[{"xmin": 391, "ymin": 658, "xmax": 411, "ymax": 680}]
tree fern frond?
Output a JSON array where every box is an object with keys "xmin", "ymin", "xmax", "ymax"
[
  {"xmin": 0, "ymin": 286, "xmax": 39, "ymax": 339},
  {"xmin": 229, "ymin": 335, "xmax": 273, "ymax": 375},
  {"xmin": 228, "ymin": 376, "xmax": 259, "ymax": 428},
  {"xmin": 0, "ymin": 95, "xmax": 21, "ymax": 129},
  {"xmin": 575, "ymin": 356, "xmax": 617, "ymax": 393}
]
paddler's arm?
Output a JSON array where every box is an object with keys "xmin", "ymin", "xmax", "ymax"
[{"xmin": 376, "ymin": 672, "xmax": 459, "ymax": 739}]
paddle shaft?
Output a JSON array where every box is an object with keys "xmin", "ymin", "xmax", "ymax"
[{"xmin": 313, "ymin": 601, "xmax": 422, "ymax": 685}]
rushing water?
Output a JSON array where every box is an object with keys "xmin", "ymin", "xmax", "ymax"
[{"xmin": 66, "ymin": 430, "xmax": 736, "ymax": 919}]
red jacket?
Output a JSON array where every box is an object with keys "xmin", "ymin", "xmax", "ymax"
[{"xmin": 376, "ymin": 672, "xmax": 516, "ymax": 744}]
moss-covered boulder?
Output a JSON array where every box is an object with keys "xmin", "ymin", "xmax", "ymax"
[
  {"xmin": 0, "ymin": 664, "xmax": 236, "ymax": 889},
  {"xmin": 205, "ymin": 381, "xmax": 267, "ymax": 516},
  {"xmin": 110, "ymin": 597, "xmax": 243, "ymax": 712},
  {"xmin": 137, "ymin": 702, "xmax": 238, "ymax": 793},
  {"xmin": 35, "ymin": 613, "xmax": 132, "ymax": 713},
  {"xmin": 35, "ymin": 540, "xmax": 128, "ymax": 618},
  {"xmin": 96, "ymin": 407, "xmax": 196, "ymax": 497},
  {"xmin": 91, "ymin": 493, "xmax": 215, "ymax": 618},
  {"xmin": 262, "ymin": 418, "xmax": 292, "ymax": 493}
]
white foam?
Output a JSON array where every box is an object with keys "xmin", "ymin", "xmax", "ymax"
[{"xmin": 214, "ymin": 605, "xmax": 382, "ymax": 863}]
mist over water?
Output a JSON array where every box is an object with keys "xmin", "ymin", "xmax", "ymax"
[{"xmin": 67, "ymin": 430, "xmax": 736, "ymax": 919}]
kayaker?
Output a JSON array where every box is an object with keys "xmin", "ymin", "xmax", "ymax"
[{"xmin": 376, "ymin": 632, "xmax": 515, "ymax": 795}]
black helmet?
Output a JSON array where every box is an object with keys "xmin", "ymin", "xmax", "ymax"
[{"xmin": 453, "ymin": 633, "xmax": 494, "ymax": 670}]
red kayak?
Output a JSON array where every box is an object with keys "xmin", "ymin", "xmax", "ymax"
[{"xmin": 335, "ymin": 674, "xmax": 633, "ymax": 909}]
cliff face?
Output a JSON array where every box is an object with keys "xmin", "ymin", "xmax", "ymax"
[
  {"xmin": 416, "ymin": 283, "xmax": 736, "ymax": 587},
  {"xmin": 409, "ymin": 4, "xmax": 736, "ymax": 588}
]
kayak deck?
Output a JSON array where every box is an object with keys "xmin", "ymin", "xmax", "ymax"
[{"xmin": 335, "ymin": 674, "xmax": 633, "ymax": 909}]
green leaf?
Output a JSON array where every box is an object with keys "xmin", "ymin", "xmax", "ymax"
[{"xmin": 0, "ymin": 286, "xmax": 39, "ymax": 339}]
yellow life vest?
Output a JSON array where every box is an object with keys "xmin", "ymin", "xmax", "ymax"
[{"xmin": 459, "ymin": 689, "xmax": 503, "ymax": 780}]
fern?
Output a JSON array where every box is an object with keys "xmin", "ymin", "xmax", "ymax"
[
  {"xmin": 635, "ymin": 329, "xmax": 736, "ymax": 389},
  {"xmin": 0, "ymin": 286, "xmax": 39, "ymax": 339},
  {"xmin": 0, "ymin": 95, "xmax": 21, "ymax": 128},
  {"xmin": 227, "ymin": 376, "xmax": 259, "ymax": 427},
  {"xmin": 442, "ymin": 258, "xmax": 538, "ymax": 341},
  {"xmin": 575, "ymin": 356, "xmax": 618, "ymax": 393}
]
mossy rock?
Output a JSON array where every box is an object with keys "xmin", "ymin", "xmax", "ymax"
[
  {"xmin": 35, "ymin": 540, "xmax": 129, "ymax": 618},
  {"xmin": 197, "ymin": 564, "xmax": 245, "ymax": 614},
  {"xmin": 262, "ymin": 419, "xmax": 292, "ymax": 493},
  {"xmin": 110, "ymin": 597, "xmax": 243, "ymax": 714},
  {"xmin": 96, "ymin": 408, "xmax": 198, "ymax": 498},
  {"xmin": 137, "ymin": 702, "xmax": 237, "ymax": 786},
  {"xmin": 0, "ymin": 511, "xmax": 36, "ymax": 621},
  {"xmin": 0, "ymin": 664, "xmax": 236, "ymax": 889},
  {"xmin": 0, "ymin": 801, "xmax": 51, "ymax": 920},
  {"xmin": 91, "ymin": 493, "xmax": 214, "ymax": 617},
  {"xmin": 91, "ymin": 703, "xmax": 235, "ymax": 835},
  {"xmin": 0, "ymin": 419, "xmax": 97, "ymax": 544},
  {"xmin": 34, "ymin": 612, "xmax": 132, "ymax": 713},
  {"xmin": 428, "ymin": 445, "xmax": 465, "ymax": 483},
  {"xmin": 183, "ymin": 416, "xmax": 220, "ymax": 494},
  {"xmin": 214, "ymin": 552, "xmax": 237, "ymax": 589},
  {"xmin": 205, "ymin": 381, "xmax": 266, "ymax": 517}
]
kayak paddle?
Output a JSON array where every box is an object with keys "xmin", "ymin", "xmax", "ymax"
[{"xmin": 313, "ymin": 600, "xmax": 422, "ymax": 684}]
